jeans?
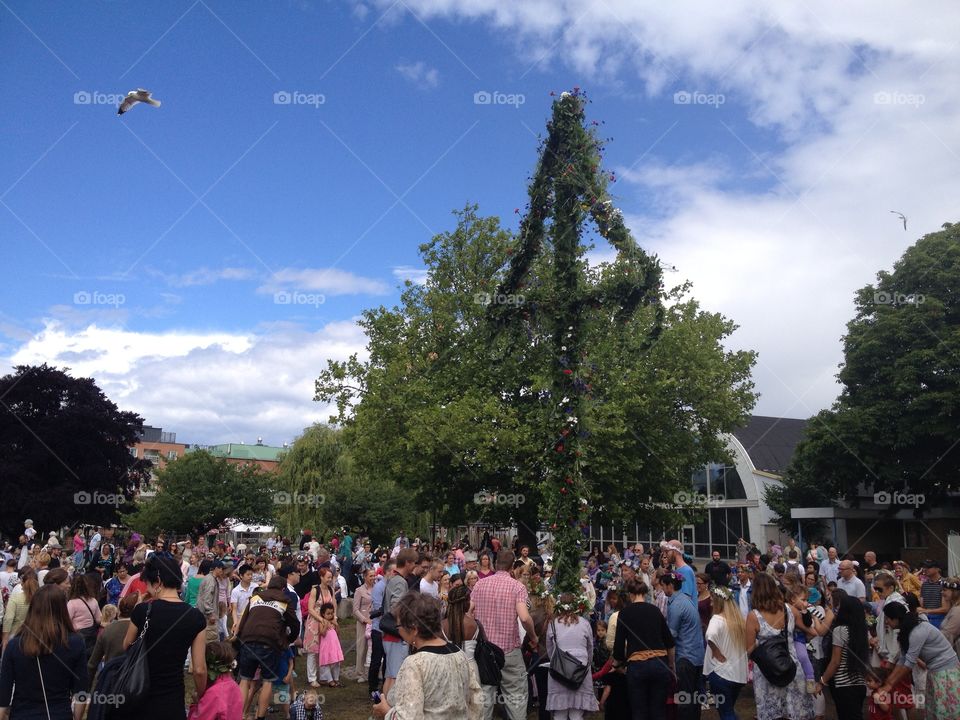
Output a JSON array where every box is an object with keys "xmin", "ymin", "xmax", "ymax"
[
  {"xmin": 367, "ymin": 629, "xmax": 385, "ymax": 693},
  {"xmin": 830, "ymin": 684, "xmax": 866, "ymax": 720},
  {"xmin": 626, "ymin": 658, "xmax": 672, "ymax": 720},
  {"xmin": 481, "ymin": 648, "xmax": 527, "ymax": 720},
  {"xmin": 675, "ymin": 658, "xmax": 703, "ymax": 720},
  {"xmin": 707, "ymin": 671, "xmax": 743, "ymax": 720},
  {"xmin": 533, "ymin": 665, "xmax": 550, "ymax": 720}
]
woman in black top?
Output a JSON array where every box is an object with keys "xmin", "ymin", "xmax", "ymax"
[
  {"xmin": 117, "ymin": 554, "xmax": 206, "ymax": 720},
  {"xmin": 610, "ymin": 578, "xmax": 675, "ymax": 720},
  {"xmin": 0, "ymin": 584, "xmax": 86, "ymax": 720}
]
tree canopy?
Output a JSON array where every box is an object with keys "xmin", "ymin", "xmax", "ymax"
[
  {"xmin": 0, "ymin": 364, "xmax": 149, "ymax": 538},
  {"xmin": 778, "ymin": 222, "xmax": 960, "ymax": 514}
]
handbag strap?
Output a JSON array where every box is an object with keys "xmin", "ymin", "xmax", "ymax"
[
  {"xmin": 136, "ymin": 598, "xmax": 153, "ymax": 640},
  {"xmin": 84, "ymin": 597, "xmax": 99, "ymax": 626},
  {"xmin": 36, "ymin": 657, "xmax": 52, "ymax": 720}
]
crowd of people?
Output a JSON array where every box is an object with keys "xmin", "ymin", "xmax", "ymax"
[{"xmin": 0, "ymin": 521, "xmax": 958, "ymax": 720}]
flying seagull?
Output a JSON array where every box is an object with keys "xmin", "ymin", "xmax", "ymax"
[
  {"xmin": 117, "ymin": 89, "xmax": 161, "ymax": 115},
  {"xmin": 890, "ymin": 210, "xmax": 907, "ymax": 231}
]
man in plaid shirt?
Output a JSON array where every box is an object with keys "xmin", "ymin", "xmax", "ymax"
[{"xmin": 471, "ymin": 549, "xmax": 539, "ymax": 720}]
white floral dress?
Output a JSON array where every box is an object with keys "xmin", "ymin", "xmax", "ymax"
[{"xmin": 752, "ymin": 606, "xmax": 814, "ymax": 720}]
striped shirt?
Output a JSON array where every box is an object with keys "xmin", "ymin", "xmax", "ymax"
[{"xmin": 831, "ymin": 626, "xmax": 865, "ymax": 687}]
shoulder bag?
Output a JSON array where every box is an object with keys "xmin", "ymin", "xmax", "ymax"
[
  {"xmin": 749, "ymin": 607, "xmax": 797, "ymax": 687},
  {"xmin": 113, "ymin": 600, "xmax": 153, "ymax": 707},
  {"xmin": 548, "ymin": 619, "xmax": 589, "ymax": 689},
  {"xmin": 473, "ymin": 620, "xmax": 505, "ymax": 686}
]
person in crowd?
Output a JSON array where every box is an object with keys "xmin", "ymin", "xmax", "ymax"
[
  {"xmin": 661, "ymin": 540, "xmax": 696, "ymax": 600},
  {"xmin": 354, "ymin": 568, "xmax": 377, "ymax": 682},
  {"xmin": 746, "ymin": 572, "xmax": 814, "ymax": 720},
  {"xmin": 229, "ymin": 563, "xmax": 256, "ymax": 629},
  {"xmin": 465, "ymin": 570, "xmax": 479, "ymax": 590},
  {"xmin": 695, "ymin": 573, "xmax": 712, "ymax": 634},
  {"xmin": 372, "ymin": 592, "xmax": 482, "ymax": 719},
  {"xmin": 663, "ymin": 570, "xmax": 706, "ymax": 720},
  {"xmin": 66, "ymin": 573, "xmax": 102, "ymax": 659},
  {"xmin": 821, "ymin": 594, "xmax": 869, "ymax": 718},
  {"xmin": 304, "ymin": 567, "xmax": 339, "ymax": 687},
  {"xmin": 0, "ymin": 584, "xmax": 86, "ymax": 720},
  {"xmin": 186, "ymin": 641, "xmax": 243, "ymax": 720},
  {"xmin": 382, "ymin": 548, "xmax": 417, "ymax": 698},
  {"xmin": 876, "ymin": 601, "xmax": 960, "ymax": 719},
  {"xmin": 105, "ymin": 563, "xmax": 129, "ymax": 606},
  {"xmin": 443, "ymin": 584, "xmax": 479, "ymax": 659},
  {"xmin": 705, "ymin": 551, "xmax": 731, "ymax": 588},
  {"xmin": 42, "ymin": 568, "xmax": 70, "ymax": 592},
  {"xmin": 939, "ymin": 578, "xmax": 960, "ymax": 656},
  {"xmin": 837, "ymin": 560, "xmax": 867, "ymax": 602},
  {"xmin": 116, "ymin": 554, "xmax": 206, "ymax": 720},
  {"xmin": 314, "ymin": 601, "xmax": 343, "ymax": 686},
  {"xmin": 234, "ymin": 575, "xmax": 300, "ymax": 720},
  {"xmin": 545, "ymin": 592, "xmax": 599, "ymax": 719},
  {"xmin": 195, "ymin": 559, "xmax": 224, "ymax": 645},
  {"xmin": 704, "ymin": 585, "xmax": 748, "ymax": 720},
  {"xmin": 785, "ymin": 585, "xmax": 830, "ymax": 698},
  {"xmin": 368, "ymin": 561, "xmax": 393, "ymax": 693},
  {"xmin": 420, "ymin": 561, "xmax": 441, "ymax": 598},
  {"xmin": 477, "ymin": 552, "xmax": 494, "ymax": 580},
  {"xmin": 734, "ymin": 565, "xmax": 753, "ymax": 618},
  {"xmin": 920, "ymin": 560, "xmax": 950, "ymax": 630},
  {"xmin": 88, "ymin": 593, "xmax": 138, "ymax": 686},
  {"xmin": 610, "ymin": 577, "xmax": 675, "ymax": 720},
  {"xmin": 2, "ymin": 566, "xmax": 39, "ymax": 651},
  {"xmin": 470, "ymin": 549, "xmax": 538, "ymax": 720},
  {"xmin": 819, "ymin": 547, "xmax": 841, "ymax": 585}
]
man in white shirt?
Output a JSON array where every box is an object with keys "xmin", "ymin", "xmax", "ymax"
[
  {"xmin": 419, "ymin": 562, "xmax": 441, "ymax": 597},
  {"xmin": 836, "ymin": 560, "xmax": 866, "ymax": 600},
  {"xmin": 818, "ymin": 546, "xmax": 841, "ymax": 584}
]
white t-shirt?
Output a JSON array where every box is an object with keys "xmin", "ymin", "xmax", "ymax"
[
  {"xmin": 89, "ymin": 533, "xmax": 102, "ymax": 553},
  {"xmin": 0, "ymin": 571, "xmax": 19, "ymax": 595},
  {"xmin": 230, "ymin": 583, "xmax": 257, "ymax": 619},
  {"xmin": 837, "ymin": 575, "xmax": 866, "ymax": 600},
  {"xmin": 336, "ymin": 574, "xmax": 348, "ymax": 599},
  {"xmin": 24, "ymin": 527, "xmax": 36, "ymax": 541},
  {"xmin": 420, "ymin": 578, "xmax": 439, "ymax": 597},
  {"xmin": 703, "ymin": 614, "xmax": 748, "ymax": 683}
]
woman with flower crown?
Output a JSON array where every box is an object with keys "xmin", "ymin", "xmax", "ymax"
[{"xmin": 703, "ymin": 585, "xmax": 748, "ymax": 720}]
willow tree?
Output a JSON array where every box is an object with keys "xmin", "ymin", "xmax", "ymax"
[{"xmin": 489, "ymin": 90, "xmax": 664, "ymax": 596}]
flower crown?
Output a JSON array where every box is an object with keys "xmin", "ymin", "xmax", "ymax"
[{"xmin": 711, "ymin": 586, "xmax": 733, "ymax": 601}]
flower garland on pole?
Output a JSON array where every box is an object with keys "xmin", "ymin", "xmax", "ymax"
[{"xmin": 490, "ymin": 89, "xmax": 664, "ymax": 599}]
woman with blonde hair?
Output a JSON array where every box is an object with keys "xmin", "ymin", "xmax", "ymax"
[
  {"xmin": 1, "ymin": 567, "xmax": 39, "ymax": 651},
  {"xmin": 705, "ymin": 585, "xmax": 748, "ymax": 720},
  {"xmin": 900, "ymin": 571, "xmax": 921, "ymax": 598}
]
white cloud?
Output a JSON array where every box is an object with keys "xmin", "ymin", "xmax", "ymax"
[
  {"xmin": 392, "ymin": 265, "xmax": 429, "ymax": 285},
  {"xmin": 395, "ymin": 61, "xmax": 440, "ymax": 89},
  {"xmin": 5, "ymin": 320, "xmax": 368, "ymax": 444},
  {"xmin": 258, "ymin": 268, "xmax": 390, "ymax": 296},
  {"xmin": 149, "ymin": 266, "xmax": 256, "ymax": 288}
]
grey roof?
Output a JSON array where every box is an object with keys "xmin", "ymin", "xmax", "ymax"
[{"xmin": 732, "ymin": 415, "xmax": 808, "ymax": 475}]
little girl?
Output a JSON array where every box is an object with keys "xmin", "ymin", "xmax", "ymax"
[
  {"xmin": 317, "ymin": 602, "xmax": 344, "ymax": 687},
  {"xmin": 787, "ymin": 587, "xmax": 821, "ymax": 694},
  {"xmin": 187, "ymin": 641, "xmax": 243, "ymax": 720}
]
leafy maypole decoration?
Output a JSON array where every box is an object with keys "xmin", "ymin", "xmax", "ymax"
[{"xmin": 490, "ymin": 89, "xmax": 663, "ymax": 596}]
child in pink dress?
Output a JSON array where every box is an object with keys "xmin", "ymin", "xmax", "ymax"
[
  {"xmin": 187, "ymin": 641, "xmax": 243, "ymax": 720},
  {"xmin": 316, "ymin": 602, "xmax": 344, "ymax": 687}
]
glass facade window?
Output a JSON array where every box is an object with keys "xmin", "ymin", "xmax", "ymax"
[{"xmin": 723, "ymin": 466, "xmax": 747, "ymax": 500}]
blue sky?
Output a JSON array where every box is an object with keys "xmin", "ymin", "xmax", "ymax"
[{"xmin": 3, "ymin": 1, "xmax": 958, "ymax": 444}]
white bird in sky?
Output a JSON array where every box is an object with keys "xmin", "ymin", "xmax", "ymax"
[
  {"xmin": 117, "ymin": 89, "xmax": 161, "ymax": 115},
  {"xmin": 890, "ymin": 210, "xmax": 907, "ymax": 231}
]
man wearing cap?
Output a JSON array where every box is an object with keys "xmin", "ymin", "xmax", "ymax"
[
  {"xmin": 662, "ymin": 540, "xmax": 696, "ymax": 601},
  {"xmin": 920, "ymin": 560, "xmax": 949, "ymax": 629},
  {"xmin": 663, "ymin": 571, "xmax": 706, "ymax": 720}
]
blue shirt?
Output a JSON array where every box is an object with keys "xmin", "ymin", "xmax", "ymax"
[
  {"xmin": 370, "ymin": 576, "xmax": 386, "ymax": 631},
  {"xmin": 667, "ymin": 591, "xmax": 706, "ymax": 665},
  {"xmin": 677, "ymin": 564, "xmax": 696, "ymax": 601}
]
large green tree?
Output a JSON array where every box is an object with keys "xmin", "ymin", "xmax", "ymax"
[
  {"xmin": 123, "ymin": 450, "xmax": 274, "ymax": 537},
  {"xmin": 272, "ymin": 424, "xmax": 413, "ymax": 543},
  {"xmin": 0, "ymin": 364, "xmax": 150, "ymax": 538},
  {"xmin": 782, "ymin": 222, "xmax": 960, "ymax": 508}
]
